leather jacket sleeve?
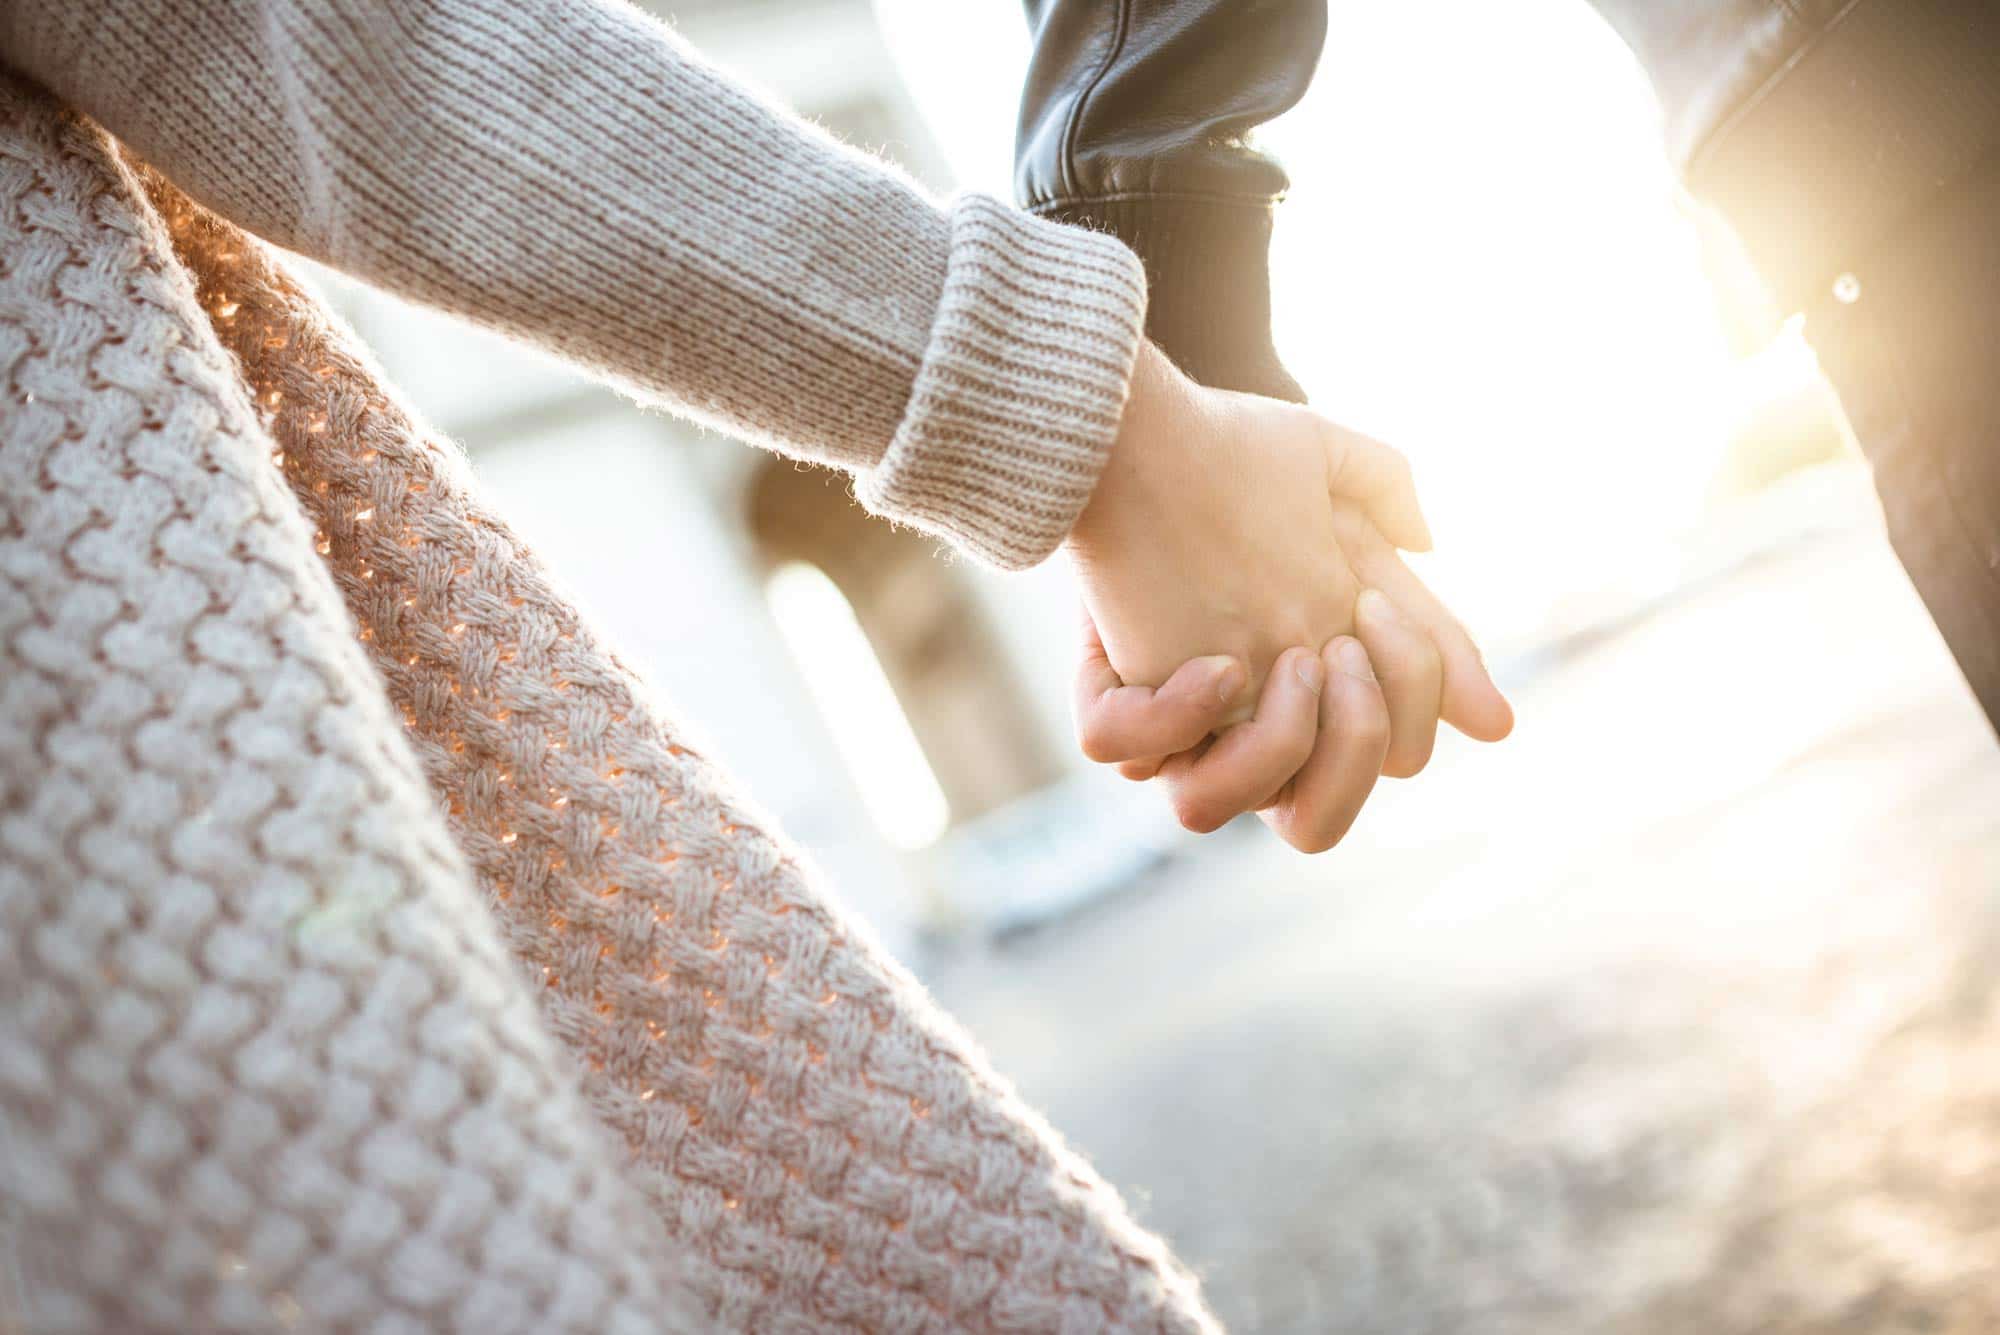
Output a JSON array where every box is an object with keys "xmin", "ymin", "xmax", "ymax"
[
  {"xmin": 1587, "ymin": 0, "xmax": 2000, "ymax": 315},
  {"xmin": 1015, "ymin": 0, "xmax": 1328, "ymax": 401}
]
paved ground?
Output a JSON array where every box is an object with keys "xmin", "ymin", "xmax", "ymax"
[{"xmin": 928, "ymin": 485, "xmax": 2000, "ymax": 1333}]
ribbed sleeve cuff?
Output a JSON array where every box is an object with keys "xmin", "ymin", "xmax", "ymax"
[
  {"xmin": 1036, "ymin": 196, "xmax": 1304, "ymax": 404},
  {"xmin": 857, "ymin": 195, "xmax": 1147, "ymax": 571}
]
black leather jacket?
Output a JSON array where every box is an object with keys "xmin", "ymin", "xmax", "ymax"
[
  {"xmin": 1016, "ymin": 0, "xmax": 2000, "ymax": 399},
  {"xmin": 1016, "ymin": 0, "xmax": 1325, "ymax": 399}
]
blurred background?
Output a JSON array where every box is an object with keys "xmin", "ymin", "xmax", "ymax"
[{"xmin": 310, "ymin": 0, "xmax": 2000, "ymax": 1327}]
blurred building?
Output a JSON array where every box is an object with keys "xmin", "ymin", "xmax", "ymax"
[{"xmin": 313, "ymin": 0, "xmax": 1182, "ymax": 961}]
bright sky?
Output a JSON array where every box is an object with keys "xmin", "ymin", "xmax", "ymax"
[{"xmin": 873, "ymin": 0, "xmax": 1824, "ymax": 654}]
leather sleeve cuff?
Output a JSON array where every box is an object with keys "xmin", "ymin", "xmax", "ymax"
[
  {"xmin": 857, "ymin": 195, "xmax": 1148, "ymax": 571},
  {"xmin": 1033, "ymin": 195, "xmax": 1304, "ymax": 403}
]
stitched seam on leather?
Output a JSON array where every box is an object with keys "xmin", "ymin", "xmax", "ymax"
[
  {"xmin": 1875, "ymin": 285, "xmax": 2000, "ymax": 602},
  {"xmin": 1058, "ymin": 0, "xmax": 1133, "ymax": 202},
  {"xmin": 1025, "ymin": 190, "xmax": 1281, "ymax": 214},
  {"xmin": 1686, "ymin": 0, "xmax": 1874, "ymax": 180},
  {"xmin": 1819, "ymin": 268, "xmax": 2000, "ymax": 606}
]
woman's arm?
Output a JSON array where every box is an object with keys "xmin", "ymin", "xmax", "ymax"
[
  {"xmin": 1016, "ymin": 0, "xmax": 1328, "ymax": 401},
  {"xmin": 2, "ymin": 0, "xmax": 1145, "ymax": 570},
  {"xmin": 3, "ymin": 0, "xmax": 1504, "ymax": 853}
]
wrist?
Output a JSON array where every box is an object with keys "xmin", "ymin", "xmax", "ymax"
[
  {"xmin": 1070, "ymin": 340, "xmax": 1188, "ymax": 561},
  {"xmin": 859, "ymin": 197, "xmax": 1148, "ymax": 571},
  {"xmin": 1034, "ymin": 197, "xmax": 1305, "ymax": 403}
]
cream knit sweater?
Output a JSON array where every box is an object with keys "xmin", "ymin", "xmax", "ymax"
[
  {"xmin": 0, "ymin": 2, "xmax": 1217, "ymax": 1331},
  {"xmin": 2, "ymin": 0, "xmax": 1148, "ymax": 571}
]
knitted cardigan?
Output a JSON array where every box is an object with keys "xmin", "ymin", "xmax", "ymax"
[{"xmin": 0, "ymin": 8, "xmax": 1217, "ymax": 1334}]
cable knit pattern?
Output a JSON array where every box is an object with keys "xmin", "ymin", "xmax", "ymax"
[
  {"xmin": 0, "ymin": 0, "xmax": 1147, "ymax": 568},
  {"xmin": 0, "ymin": 82, "xmax": 1218, "ymax": 1331},
  {"xmin": 0, "ymin": 89, "xmax": 699, "ymax": 1335}
]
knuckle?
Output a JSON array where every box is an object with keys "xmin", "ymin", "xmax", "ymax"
[
  {"xmin": 1414, "ymin": 636, "xmax": 1444, "ymax": 676},
  {"xmin": 1076, "ymin": 719, "xmax": 1122, "ymax": 764},
  {"xmin": 1382, "ymin": 745, "xmax": 1432, "ymax": 780},
  {"xmin": 1285, "ymin": 814, "xmax": 1343, "ymax": 855},
  {"xmin": 1172, "ymin": 791, "xmax": 1224, "ymax": 835},
  {"xmin": 1349, "ymin": 705, "xmax": 1393, "ymax": 750},
  {"xmin": 1166, "ymin": 702, "xmax": 1217, "ymax": 751},
  {"xmin": 1368, "ymin": 620, "xmax": 1433, "ymax": 671}
]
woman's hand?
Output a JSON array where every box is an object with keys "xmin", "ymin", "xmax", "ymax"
[
  {"xmin": 1072, "ymin": 543, "xmax": 1509, "ymax": 853},
  {"xmin": 1074, "ymin": 611, "xmax": 1397, "ymax": 852}
]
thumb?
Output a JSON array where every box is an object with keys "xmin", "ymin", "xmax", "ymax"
[
  {"xmin": 1071, "ymin": 604, "xmax": 1247, "ymax": 765},
  {"xmin": 1320, "ymin": 420, "xmax": 1434, "ymax": 552}
]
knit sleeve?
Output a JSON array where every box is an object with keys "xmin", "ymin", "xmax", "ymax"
[{"xmin": 0, "ymin": 0, "xmax": 1147, "ymax": 569}]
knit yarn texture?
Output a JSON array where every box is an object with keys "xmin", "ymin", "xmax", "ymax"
[
  {"xmin": 0, "ymin": 84, "xmax": 1215, "ymax": 1333},
  {"xmin": 0, "ymin": 0, "xmax": 1149, "ymax": 572}
]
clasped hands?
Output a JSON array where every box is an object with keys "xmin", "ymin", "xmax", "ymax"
[{"xmin": 1063, "ymin": 341, "xmax": 1513, "ymax": 853}]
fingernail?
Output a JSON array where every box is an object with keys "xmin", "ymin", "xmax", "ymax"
[
  {"xmin": 1357, "ymin": 587, "xmax": 1404, "ymax": 627},
  {"xmin": 1210, "ymin": 658, "xmax": 1246, "ymax": 705},
  {"xmin": 1335, "ymin": 638, "xmax": 1374, "ymax": 681},
  {"xmin": 1292, "ymin": 650, "xmax": 1325, "ymax": 694}
]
